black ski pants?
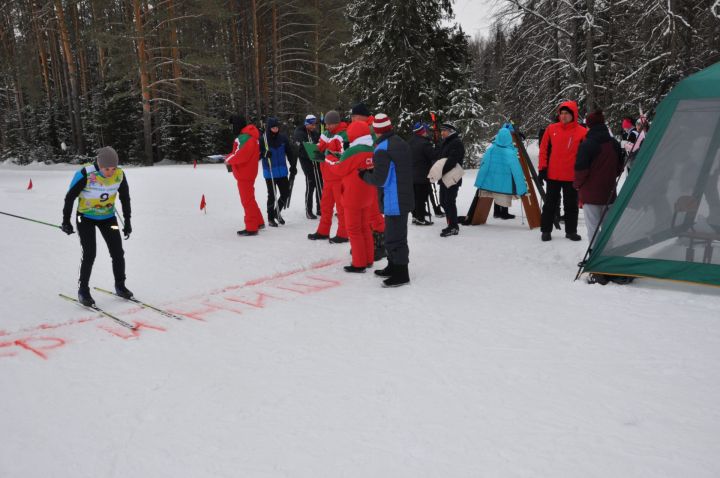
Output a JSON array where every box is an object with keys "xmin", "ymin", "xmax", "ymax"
[
  {"xmin": 541, "ymin": 179, "xmax": 578, "ymax": 234},
  {"xmin": 385, "ymin": 213, "xmax": 409, "ymax": 266},
  {"xmin": 299, "ymin": 156, "xmax": 322, "ymax": 214},
  {"xmin": 440, "ymin": 180, "xmax": 461, "ymax": 228},
  {"xmin": 413, "ymin": 183, "xmax": 431, "ymax": 220},
  {"xmin": 77, "ymin": 215, "xmax": 125, "ymax": 289},
  {"xmin": 265, "ymin": 177, "xmax": 290, "ymax": 219}
]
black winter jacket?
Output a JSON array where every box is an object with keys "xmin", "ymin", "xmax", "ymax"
[
  {"xmin": 362, "ymin": 132, "xmax": 414, "ymax": 215},
  {"xmin": 408, "ymin": 134, "xmax": 435, "ymax": 184},
  {"xmin": 292, "ymin": 125, "xmax": 320, "ymax": 164},
  {"xmin": 436, "ymin": 132, "xmax": 465, "ymax": 175}
]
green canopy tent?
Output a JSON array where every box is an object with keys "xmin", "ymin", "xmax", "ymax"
[{"xmin": 581, "ymin": 62, "xmax": 720, "ymax": 287}]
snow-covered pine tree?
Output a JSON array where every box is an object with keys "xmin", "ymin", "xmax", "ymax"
[
  {"xmin": 445, "ymin": 81, "xmax": 488, "ymax": 168},
  {"xmin": 333, "ymin": 0, "xmax": 472, "ymax": 129}
]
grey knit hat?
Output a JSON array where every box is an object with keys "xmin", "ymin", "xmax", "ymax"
[
  {"xmin": 97, "ymin": 146, "xmax": 119, "ymax": 169},
  {"xmin": 324, "ymin": 110, "xmax": 341, "ymax": 125}
]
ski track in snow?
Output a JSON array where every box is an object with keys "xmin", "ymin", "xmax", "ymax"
[{"xmin": 1, "ymin": 161, "xmax": 720, "ymax": 478}]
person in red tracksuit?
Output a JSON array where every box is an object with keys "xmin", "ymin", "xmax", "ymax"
[
  {"xmin": 351, "ymin": 102, "xmax": 386, "ymax": 260},
  {"xmin": 327, "ymin": 120, "xmax": 377, "ymax": 273},
  {"xmin": 225, "ymin": 117, "xmax": 264, "ymax": 236},
  {"xmin": 308, "ymin": 110, "xmax": 349, "ymax": 243},
  {"xmin": 538, "ymin": 100, "xmax": 587, "ymax": 242}
]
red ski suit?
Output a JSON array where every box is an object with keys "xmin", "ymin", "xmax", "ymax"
[
  {"xmin": 538, "ymin": 101, "xmax": 588, "ymax": 182},
  {"xmin": 315, "ymin": 123, "xmax": 348, "ymax": 238},
  {"xmin": 226, "ymin": 125, "xmax": 264, "ymax": 231},
  {"xmin": 327, "ymin": 121, "xmax": 377, "ymax": 267}
]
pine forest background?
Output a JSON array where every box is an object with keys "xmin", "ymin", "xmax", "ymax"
[{"xmin": 1, "ymin": 0, "xmax": 719, "ymax": 166}]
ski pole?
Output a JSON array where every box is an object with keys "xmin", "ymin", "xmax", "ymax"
[{"xmin": 0, "ymin": 210, "xmax": 61, "ymax": 229}]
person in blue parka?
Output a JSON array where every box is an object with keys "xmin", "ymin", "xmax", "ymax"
[{"xmin": 474, "ymin": 125, "xmax": 527, "ymax": 219}]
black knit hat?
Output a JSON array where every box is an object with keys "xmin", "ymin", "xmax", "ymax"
[
  {"xmin": 585, "ymin": 110, "xmax": 605, "ymax": 128},
  {"xmin": 351, "ymin": 102, "xmax": 371, "ymax": 117}
]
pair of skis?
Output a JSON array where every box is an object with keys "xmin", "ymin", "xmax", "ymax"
[{"xmin": 59, "ymin": 287, "xmax": 183, "ymax": 330}]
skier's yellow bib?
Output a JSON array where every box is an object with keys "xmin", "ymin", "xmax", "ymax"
[{"xmin": 78, "ymin": 165, "xmax": 124, "ymax": 219}]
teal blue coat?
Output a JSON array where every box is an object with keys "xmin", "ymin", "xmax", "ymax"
[{"xmin": 474, "ymin": 128, "xmax": 528, "ymax": 196}]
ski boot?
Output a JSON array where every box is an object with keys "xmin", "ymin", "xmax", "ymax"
[
  {"xmin": 115, "ymin": 282, "xmax": 134, "ymax": 299},
  {"xmin": 78, "ymin": 286, "xmax": 95, "ymax": 307}
]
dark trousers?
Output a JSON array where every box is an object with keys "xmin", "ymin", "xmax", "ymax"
[
  {"xmin": 299, "ymin": 157, "xmax": 322, "ymax": 214},
  {"xmin": 265, "ymin": 177, "xmax": 290, "ymax": 219},
  {"xmin": 77, "ymin": 215, "xmax": 125, "ymax": 289},
  {"xmin": 541, "ymin": 179, "xmax": 578, "ymax": 234},
  {"xmin": 413, "ymin": 183, "xmax": 431, "ymax": 220},
  {"xmin": 440, "ymin": 180, "xmax": 461, "ymax": 227},
  {"xmin": 385, "ymin": 213, "xmax": 409, "ymax": 265}
]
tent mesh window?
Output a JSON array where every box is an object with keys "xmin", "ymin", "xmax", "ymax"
[{"xmin": 603, "ymin": 99, "xmax": 720, "ymax": 265}]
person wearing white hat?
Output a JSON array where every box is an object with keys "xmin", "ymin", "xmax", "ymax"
[{"xmin": 293, "ymin": 114, "xmax": 322, "ymax": 219}]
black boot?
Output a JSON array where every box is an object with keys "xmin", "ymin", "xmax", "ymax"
[
  {"xmin": 565, "ymin": 232, "xmax": 582, "ymax": 241},
  {"xmin": 268, "ymin": 217, "xmax": 278, "ymax": 227},
  {"xmin": 433, "ymin": 205, "xmax": 445, "ymax": 218},
  {"xmin": 78, "ymin": 286, "xmax": 95, "ymax": 306},
  {"xmin": 343, "ymin": 265, "xmax": 366, "ymax": 273},
  {"xmin": 308, "ymin": 232, "xmax": 329, "ymax": 240},
  {"xmin": 115, "ymin": 282, "xmax": 134, "ymax": 299},
  {"xmin": 329, "ymin": 235, "xmax": 349, "ymax": 244},
  {"xmin": 373, "ymin": 231, "xmax": 387, "ymax": 261},
  {"xmin": 276, "ymin": 208, "xmax": 285, "ymax": 225},
  {"xmin": 237, "ymin": 229, "xmax": 258, "ymax": 236},
  {"xmin": 382, "ymin": 264, "xmax": 410, "ymax": 288},
  {"xmin": 440, "ymin": 226, "xmax": 459, "ymax": 237},
  {"xmin": 374, "ymin": 261, "xmax": 393, "ymax": 278},
  {"xmin": 306, "ymin": 210, "xmax": 318, "ymax": 220}
]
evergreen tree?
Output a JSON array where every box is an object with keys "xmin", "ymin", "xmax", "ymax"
[{"xmin": 333, "ymin": 0, "xmax": 471, "ymax": 129}]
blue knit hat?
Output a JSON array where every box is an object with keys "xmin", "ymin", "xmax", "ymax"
[{"xmin": 412, "ymin": 122, "xmax": 428, "ymax": 133}]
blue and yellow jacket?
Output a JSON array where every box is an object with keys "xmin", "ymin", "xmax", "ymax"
[{"xmin": 63, "ymin": 163, "xmax": 131, "ymax": 223}]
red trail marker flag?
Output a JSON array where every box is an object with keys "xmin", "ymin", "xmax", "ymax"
[
  {"xmin": 200, "ymin": 194, "xmax": 207, "ymax": 213},
  {"xmin": 27, "ymin": 178, "xmax": 33, "ymax": 190},
  {"xmin": 193, "ymin": 159, "xmax": 197, "ymax": 169}
]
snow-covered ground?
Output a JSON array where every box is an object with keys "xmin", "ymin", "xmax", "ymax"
[{"xmin": 1, "ymin": 158, "xmax": 719, "ymax": 478}]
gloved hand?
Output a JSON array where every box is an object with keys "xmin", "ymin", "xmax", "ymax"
[
  {"xmin": 123, "ymin": 218, "xmax": 132, "ymax": 239},
  {"xmin": 358, "ymin": 169, "xmax": 369, "ymax": 181},
  {"xmin": 61, "ymin": 222, "xmax": 74, "ymax": 235},
  {"xmin": 538, "ymin": 169, "xmax": 547, "ymax": 183}
]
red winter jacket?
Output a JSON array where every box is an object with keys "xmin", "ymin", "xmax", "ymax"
[
  {"xmin": 538, "ymin": 101, "xmax": 587, "ymax": 182},
  {"xmin": 319, "ymin": 123, "xmax": 347, "ymax": 184},
  {"xmin": 327, "ymin": 121, "xmax": 376, "ymax": 209},
  {"xmin": 225, "ymin": 125, "xmax": 260, "ymax": 181}
]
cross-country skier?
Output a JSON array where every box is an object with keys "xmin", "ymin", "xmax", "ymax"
[{"xmin": 61, "ymin": 146, "xmax": 132, "ymax": 306}]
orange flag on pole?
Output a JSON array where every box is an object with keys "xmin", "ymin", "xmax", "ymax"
[
  {"xmin": 200, "ymin": 194, "xmax": 207, "ymax": 213},
  {"xmin": 27, "ymin": 178, "xmax": 33, "ymax": 190}
]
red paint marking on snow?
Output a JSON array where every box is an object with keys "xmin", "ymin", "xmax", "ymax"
[
  {"xmin": 199, "ymin": 300, "xmax": 246, "ymax": 316},
  {"xmin": 99, "ymin": 320, "xmax": 167, "ymax": 340},
  {"xmin": 0, "ymin": 330, "xmax": 7, "ymax": 337},
  {"xmin": 223, "ymin": 291, "xmax": 284, "ymax": 309},
  {"xmin": 275, "ymin": 276, "xmax": 343, "ymax": 295},
  {"xmin": 12, "ymin": 337, "xmax": 66, "ymax": 360},
  {"xmin": 164, "ymin": 305, "xmax": 218, "ymax": 322},
  {"xmin": 0, "ymin": 341, "xmax": 18, "ymax": 358}
]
